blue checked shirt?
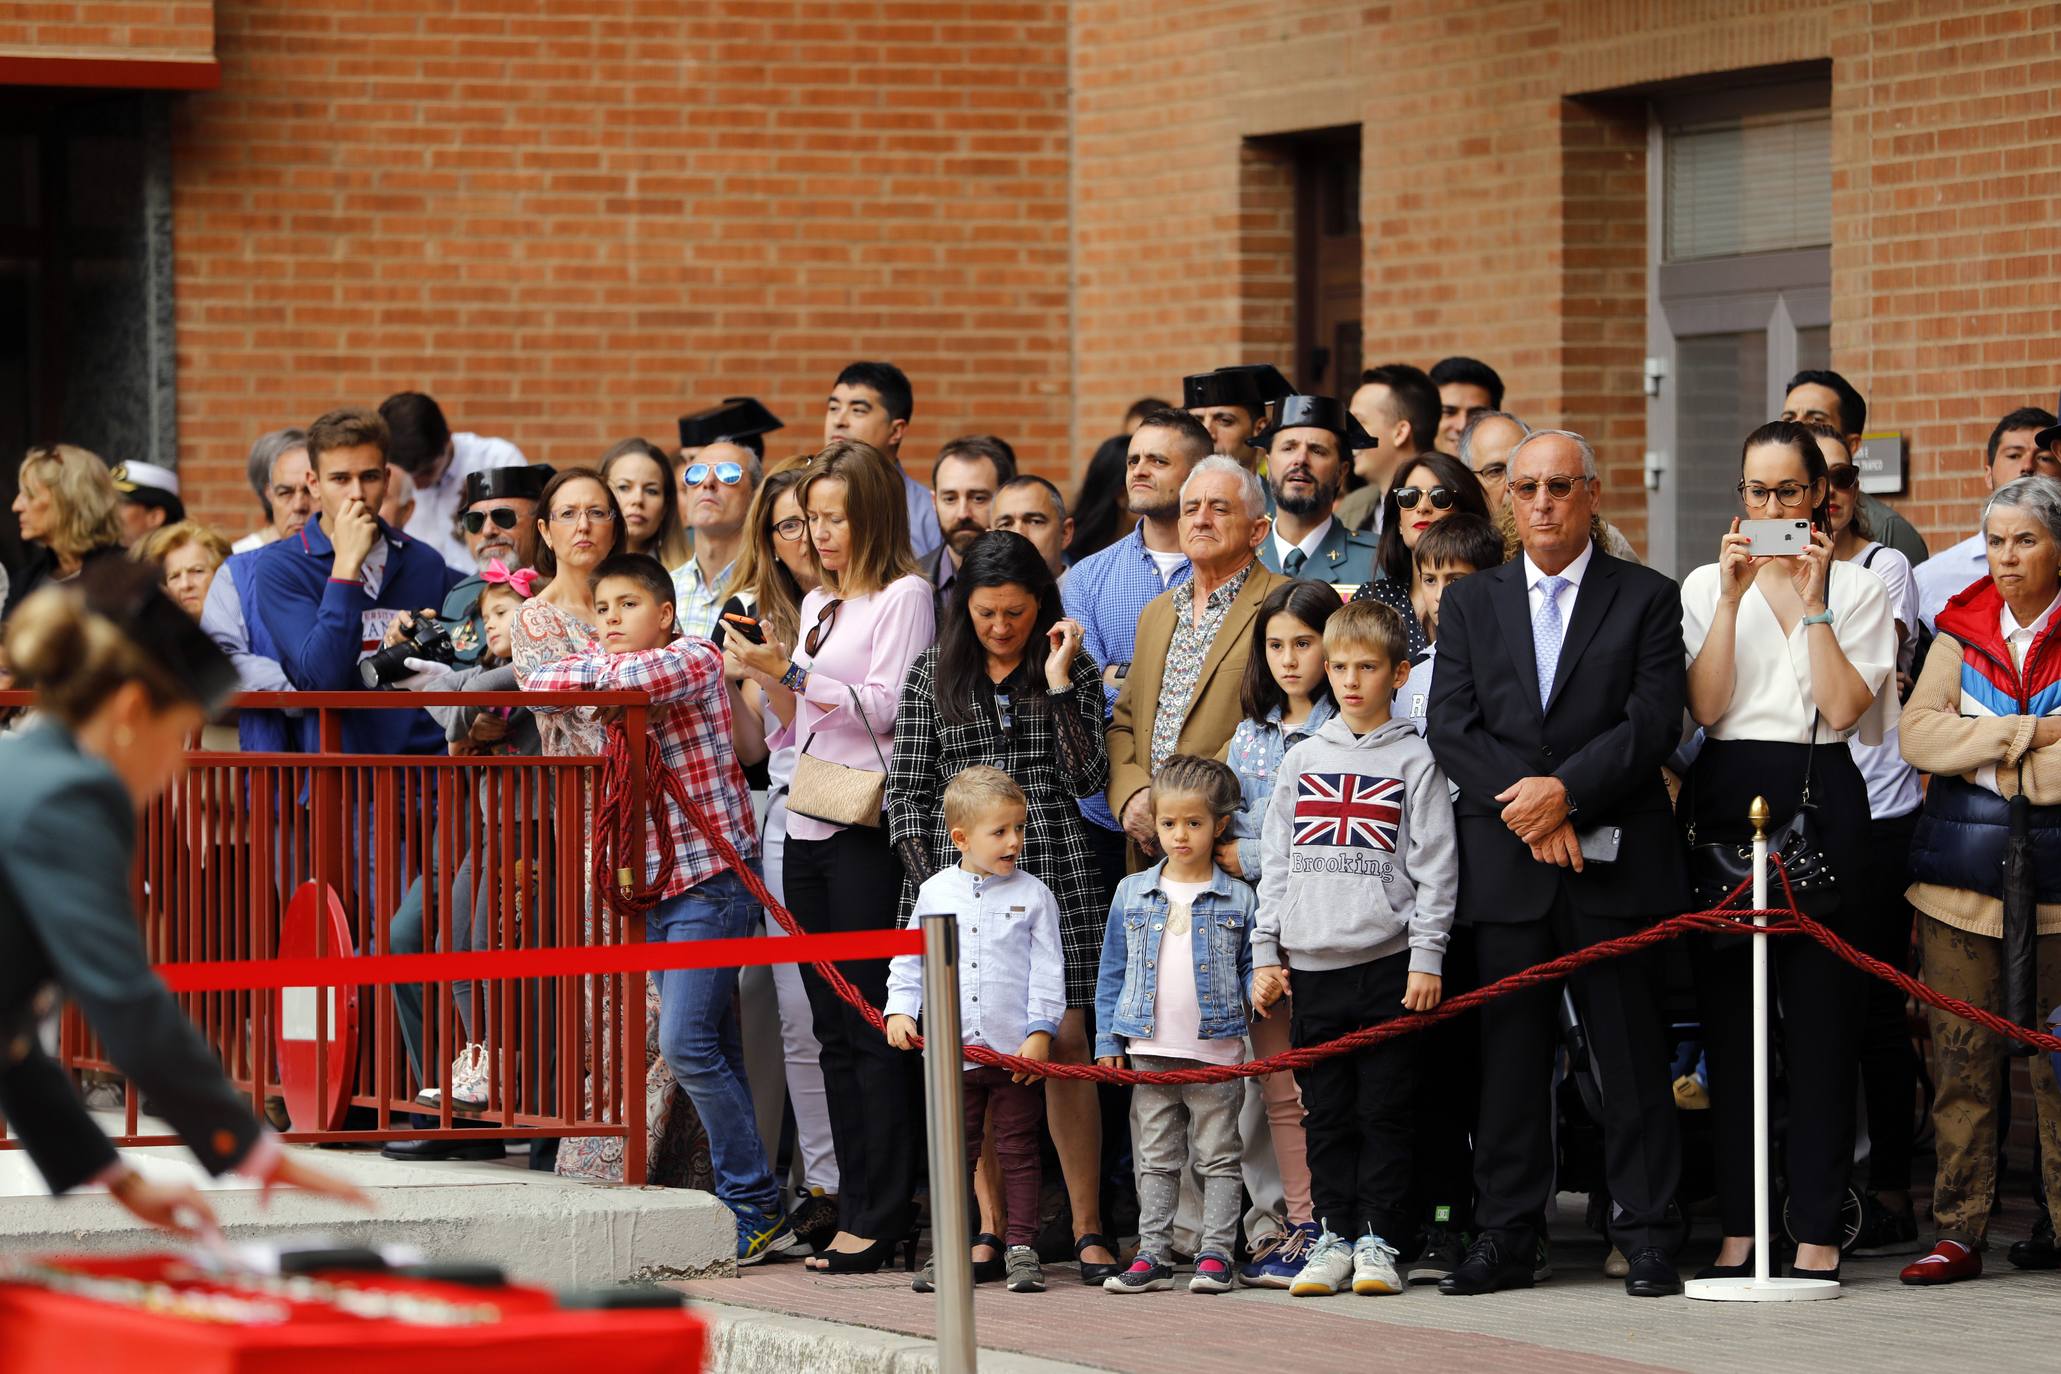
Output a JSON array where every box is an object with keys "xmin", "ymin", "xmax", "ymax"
[{"xmin": 1061, "ymin": 525, "xmax": 1192, "ymax": 831}]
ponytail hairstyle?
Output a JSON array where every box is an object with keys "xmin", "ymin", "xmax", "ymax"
[
  {"xmin": 1149, "ymin": 753, "xmax": 1242, "ymax": 819},
  {"xmin": 5, "ymin": 561, "xmax": 235, "ymax": 726}
]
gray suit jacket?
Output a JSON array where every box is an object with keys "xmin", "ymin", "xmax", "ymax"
[{"xmin": 0, "ymin": 721, "xmax": 261, "ymax": 1192}]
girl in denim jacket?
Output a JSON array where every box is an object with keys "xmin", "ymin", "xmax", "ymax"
[
  {"xmin": 1093, "ymin": 755, "xmax": 1255, "ymax": 1295},
  {"xmin": 1213, "ymin": 578, "xmax": 1338, "ymax": 1284}
]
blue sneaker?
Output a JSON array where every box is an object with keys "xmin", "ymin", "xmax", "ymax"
[
  {"xmin": 734, "ymin": 1204, "xmax": 798, "ymax": 1266},
  {"xmin": 1239, "ymin": 1221, "xmax": 1319, "ymax": 1289}
]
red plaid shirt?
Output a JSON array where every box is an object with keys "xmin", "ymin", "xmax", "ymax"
[{"xmin": 525, "ymin": 637, "xmax": 759, "ymax": 897}]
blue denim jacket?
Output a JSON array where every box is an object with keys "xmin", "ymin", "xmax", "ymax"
[
  {"xmin": 1222, "ymin": 697, "xmax": 1338, "ymax": 883},
  {"xmin": 1093, "ymin": 861, "xmax": 1256, "ymax": 1059}
]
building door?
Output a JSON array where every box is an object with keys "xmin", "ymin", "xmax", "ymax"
[
  {"xmin": 1643, "ymin": 82, "xmax": 1830, "ymax": 578},
  {"xmin": 1293, "ymin": 128, "xmax": 1362, "ymax": 396}
]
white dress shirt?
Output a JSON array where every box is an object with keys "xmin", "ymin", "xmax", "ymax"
[
  {"xmin": 883, "ymin": 864, "xmax": 1065, "ymax": 1061},
  {"xmin": 1847, "ymin": 542, "xmax": 1922, "ymax": 818},
  {"xmin": 1915, "ymin": 530, "xmax": 1987, "ymax": 631},
  {"xmin": 1974, "ymin": 589, "xmax": 2061, "ymax": 795},
  {"xmin": 404, "ymin": 431, "xmax": 527, "ymax": 573},
  {"xmin": 1681, "ymin": 559, "xmax": 1899, "ymax": 746},
  {"xmin": 1272, "ymin": 516, "xmax": 1335, "ymax": 571},
  {"xmin": 1522, "ymin": 539, "xmax": 1594, "ymax": 626}
]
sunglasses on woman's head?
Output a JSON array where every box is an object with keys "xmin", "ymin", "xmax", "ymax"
[
  {"xmin": 805, "ymin": 598, "xmax": 844, "ymax": 657},
  {"xmin": 684, "ymin": 462, "xmax": 745, "ymax": 488},
  {"xmin": 462, "ymin": 508, "xmax": 521, "ymax": 534},
  {"xmin": 1395, "ymin": 486, "xmax": 1457, "ymax": 512},
  {"xmin": 1827, "ymin": 464, "xmax": 1861, "ymax": 491}
]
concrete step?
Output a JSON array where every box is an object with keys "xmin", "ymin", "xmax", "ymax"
[
  {"xmin": 695, "ymin": 1298, "xmax": 1110, "ymax": 1374},
  {"xmin": 3, "ymin": 1114, "xmax": 734, "ymax": 1286}
]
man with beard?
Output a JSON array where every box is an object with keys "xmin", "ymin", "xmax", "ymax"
[
  {"xmin": 1254, "ymin": 395, "xmax": 1379, "ymax": 588},
  {"xmin": 434, "ymin": 464, "xmax": 554, "ymax": 664},
  {"xmin": 921, "ymin": 435, "xmax": 1017, "ymax": 618}
]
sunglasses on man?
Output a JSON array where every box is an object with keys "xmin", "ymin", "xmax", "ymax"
[
  {"xmin": 683, "ymin": 462, "xmax": 745, "ymax": 489},
  {"xmin": 462, "ymin": 508, "xmax": 521, "ymax": 534}
]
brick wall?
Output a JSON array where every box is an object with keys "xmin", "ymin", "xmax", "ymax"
[
  {"xmin": 0, "ymin": 2, "xmax": 214, "ymax": 62},
  {"xmin": 165, "ymin": 0, "xmax": 1070, "ymax": 529}
]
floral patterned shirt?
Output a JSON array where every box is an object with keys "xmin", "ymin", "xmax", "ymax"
[{"xmin": 1149, "ymin": 561, "xmax": 1254, "ymax": 771}]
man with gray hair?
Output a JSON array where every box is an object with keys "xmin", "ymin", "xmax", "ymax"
[
  {"xmin": 1457, "ymin": 410, "xmax": 1530, "ymax": 509},
  {"xmin": 1107, "ymin": 454, "xmax": 1286, "ymax": 859},
  {"xmin": 675, "ymin": 436, "xmax": 764, "ymax": 641},
  {"xmin": 1426, "ymin": 427, "xmax": 1689, "ymax": 1300},
  {"xmin": 232, "ymin": 428, "xmax": 315, "ymax": 554}
]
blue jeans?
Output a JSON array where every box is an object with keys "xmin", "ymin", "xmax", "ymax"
[{"xmin": 649, "ymin": 869, "xmax": 779, "ymax": 1215}]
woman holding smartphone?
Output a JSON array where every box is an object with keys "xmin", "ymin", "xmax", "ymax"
[{"xmin": 1680, "ymin": 418, "xmax": 1898, "ymax": 1282}]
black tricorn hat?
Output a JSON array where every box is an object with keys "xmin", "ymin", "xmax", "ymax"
[
  {"xmin": 78, "ymin": 559, "xmax": 241, "ymax": 717},
  {"xmin": 1182, "ymin": 364, "xmax": 1292, "ymax": 414},
  {"xmin": 461, "ymin": 463, "xmax": 556, "ymax": 510},
  {"xmin": 1262, "ymin": 394, "xmax": 1378, "ymax": 452},
  {"xmin": 678, "ymin": 397, "xmax": 784, "ymax": 456}
]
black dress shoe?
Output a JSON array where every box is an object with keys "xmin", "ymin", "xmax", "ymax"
[
  {"xmin": 2008, "ymin": 1213, "xmax": 2060, "ymax": 1270},
  {"xmin": 1623, "ymin": 1247, "xmax": 1681, "ymax": 1297},
  {"xmin": 1438, "ymin": 1234, "xmax": 1534, "ymax": 1296},
  {"xmin": 380, "ymin": 1138, "xmax": 507, "ymax": 1162}
]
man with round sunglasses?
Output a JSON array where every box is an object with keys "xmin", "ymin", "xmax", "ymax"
[{"xmin": 675, "ymin": 442, "xmax": 763, "ymax": 641}]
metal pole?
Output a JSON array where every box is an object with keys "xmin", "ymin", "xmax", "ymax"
[
  {"xmin": 1749, "ymin": 796, "xmax": 1771, "ymax": 1285},
  {"xmin": 920, "ymin": 912, "xmax": 976, "ymax": 1374}
]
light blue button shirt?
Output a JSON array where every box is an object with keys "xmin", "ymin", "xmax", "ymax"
[
  {"xmin": 904, "ymin": 468, "xmax": 944, "ymax": 560},
  {"xmin": 884, "ymin": 864, "xmax": 1066, "ymax": 1058}
]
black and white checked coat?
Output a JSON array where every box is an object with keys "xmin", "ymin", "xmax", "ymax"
[{"xmin": 887, "ymin": 646, "xmax": 1111, "ymax": 1006}]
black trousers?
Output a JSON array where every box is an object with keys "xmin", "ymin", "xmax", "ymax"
[
  {"xmin": 1291, "ymin": 956, "xmax": 1421, "ymax": 1241},
  {"xmin": 786, "ymin": 825, "xmax": 923, "ymax": 1242},
  {"xmin": 1473, "ymin": 896, "xmax": 1682, "ymax": 1254},
  {"xmin": 1412, "ymin": 925, "xmax": 1478, "ymax": 1231},
  {"xmin": 1850, "ymin": 809, "xmax": 1920, "ymax": 1195}
]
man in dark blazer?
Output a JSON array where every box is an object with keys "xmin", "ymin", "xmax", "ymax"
[{"xmin": 1426, "ymin": 428, "xmax": 1689, "ymax": 1300}]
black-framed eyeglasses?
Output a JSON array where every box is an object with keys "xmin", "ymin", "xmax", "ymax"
[
  {"xmin": 684, "ymin": 461, "xmax": 745, "ymax": 488},
  {"xmin": 1827, "ymin": 464, "xmax": 1861, "ymax": 491},
  {"xmin": 1738, "ymin": 481, "xmax": 1813, "ymax": 508},
  {"xmin": 804, "ymin": 598, "xmax": 844, "ymax": 657},
  {"xmin": 773, "ymin": 516, "xmax": 807, "ymax": 543},
  {"xmin": 1475, "ymin": 462, "xmax": 1508, "ymax": 483},
  {"xmin": 1394, "ymin": 485, "xmax": 1457, "ymax": 512},
  {"xmin": 1510, "ymin": 476, "xmax": 1587, "ymax": 503},
  {"xmin": 463, "ymin": 508, "xmax": 521, "ymax": 534}
]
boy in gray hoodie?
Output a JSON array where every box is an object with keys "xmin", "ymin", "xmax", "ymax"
[{"xmin": 1252, "ymin": 598, "xmax": 1457, "ymax": 1299}]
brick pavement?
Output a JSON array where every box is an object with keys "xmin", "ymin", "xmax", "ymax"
[{"xmin": 679, "ymin": 1200, "xmax": 2061, "ymax": 1374}]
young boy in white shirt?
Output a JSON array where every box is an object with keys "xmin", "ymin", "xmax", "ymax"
[{"xmin": 886, "ymin": 766, "xmax": 1064, "ymax": 1294}]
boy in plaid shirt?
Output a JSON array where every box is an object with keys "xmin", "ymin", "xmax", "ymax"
[{"xmin": 526, "ymin": 552, "xmax": 792, "ymax": 1263}]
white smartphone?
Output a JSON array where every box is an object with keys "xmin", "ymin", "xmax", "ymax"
[{"xmin": 1739, "ymin": 518, "xmax": 1811, "ymax": 556}]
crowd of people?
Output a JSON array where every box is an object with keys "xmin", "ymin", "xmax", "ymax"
[{"xmin": 11, "ymin": 356, "xmax": 2061, "ymax": 1301}]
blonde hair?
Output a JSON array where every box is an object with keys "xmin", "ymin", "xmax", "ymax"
[
  {"xmin": 797, "ymin": 439, "xmax": 921, "ymax": 597},
  {"xmin": 4, "ymin": 584, "xmax": 181, "ymax": 726},
  {"xmin": 730, "ymin": 457, "xmax": 811, "ymax": 648},
  {"xmin": 134, "ymin": 520, "xmax": 232, "ymax": 577},
  {"xmin": 943, "ymin": 765, "xmax": 1027, "ymax": 833},
  {"xmin": 1323, "ymin": 599, "xmax": 1409, "ymax": 663},
  {"xmin": 19, "ymin": 444, "xmax": 124, "ymax": 560}
]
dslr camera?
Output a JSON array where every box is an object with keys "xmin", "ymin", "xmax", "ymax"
[{"xmin": 360, "ymin": 613, "xmax": 458, "ymax": 688}]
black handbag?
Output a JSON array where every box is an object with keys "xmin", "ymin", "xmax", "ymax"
[{"xmin": 1685, "ymin": 719, "xmax": 1838, "ymax": 910}]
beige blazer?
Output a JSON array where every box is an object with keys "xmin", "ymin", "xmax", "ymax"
[{"xmin": 1105, "ymin": 562, "xmax": 1288, "ymax": 825}]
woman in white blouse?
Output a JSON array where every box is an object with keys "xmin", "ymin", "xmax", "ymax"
[{"xmin": 1681, "ymin": 419, "xmax": 1898, "ymax": 1282}]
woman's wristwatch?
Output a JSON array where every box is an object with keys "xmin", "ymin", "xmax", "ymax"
[
  {"xmin": 1800, "ymin": 608, "xmax": 1834, "ymax": 629},
  {"xmin": 779, "ymin": 660, "xmax": 809, "ymax": 693}
]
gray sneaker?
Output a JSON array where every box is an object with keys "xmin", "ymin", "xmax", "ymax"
[
  {"xmin": 1351, "ymin": 1234, "xmax": 1403, "ymax": 1295},
  {"xmin": 1005, "ymin": 1245, "xmax": 1046, "ymax": 1293}
]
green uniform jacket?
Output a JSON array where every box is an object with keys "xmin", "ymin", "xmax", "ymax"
[
  {"xmin": 1256, "ymin": 518, "xmax": 1380, "ymax": 588},
  {"xmin": 0, "ymin": 721, "xmax": 261, "ymax": 1193}
]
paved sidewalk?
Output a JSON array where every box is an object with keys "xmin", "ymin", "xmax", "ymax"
[{"xmin": 679, "ymin": 1198, "xmax": 2061, "ymax": 1373}]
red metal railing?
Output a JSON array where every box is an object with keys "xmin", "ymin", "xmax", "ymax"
[{"xmin": 1, "ymin": 690, "xmax": 659, "ymax": 1185}]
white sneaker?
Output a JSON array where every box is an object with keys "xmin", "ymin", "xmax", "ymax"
[
  {"xmin": 1351, "ymin": 1234, "xmax": 1403, "ymax": 1295},
  {"xmin": 1289, "ymin": 1230, "xmax": 1354, "ymax": 1297},
  {"xmin": 447, "ymin": 1043, "xmax": 495, "ymax": 1113}
]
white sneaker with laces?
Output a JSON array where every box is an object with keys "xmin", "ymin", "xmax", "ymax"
[
  {"xmin": 447, "ymin": 1043, "xmax": 495, "ymax": 1113},
  {"xmin": 1289, "ymin": 1230, "xmax": 1355, "ymax": 1297},
  {"xmin": 1351, "ymin": 1234, "xmax": 1403, "ymax": 1295}
]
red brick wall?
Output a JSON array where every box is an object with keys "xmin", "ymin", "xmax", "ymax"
[
  {"xmin": 0, "ymin": 2, "xmax": 214, "ymax": 62},
  {"xmin": 166, "ymin": 0, "xmax": 1070, "ymax": 530}
]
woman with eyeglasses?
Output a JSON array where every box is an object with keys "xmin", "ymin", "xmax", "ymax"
[
  {"xmin": 600, "ymin": 438, "xmax": 691, "ymax": 572},
  {"xmin": 715, "ymin": 460, "xmax": 841, "ymax": 1252},
  {"xmin": 1352, "ymin": 452, "xmax": 1490, "ymax": 656},
  {"xmin": 513, "ymin": 466, "xmax": 699, "ymax": 1185},
  {"xmin": 1810, "ymin": 421, "xmax": 1928, "ymax": 1255},
  {"xmin": 883, "ymin": 529, "xmax": 1107, "ymax": 1284},
  {"xmin": 1681, "ymin": 418, "xmax": 1898, "ymax": 1282},
  {"xmin": 728, "ymin": 438, "xmax": 936, "ymax": 1273}
]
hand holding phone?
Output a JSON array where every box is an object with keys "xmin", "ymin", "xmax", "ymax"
[
  {"xmin": 721, "ymin": 612, "xmax": 766, "ymax": 645},
  {"xmin": 1738, "ymin": 518, "xmax": 1811, "ymax": 557}
]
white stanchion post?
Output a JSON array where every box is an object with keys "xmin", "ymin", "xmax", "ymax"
[
  {"xmin": 921, "ymin": 912, "xmax": 978, "ymax": 1370},
  {"xmin": 1685, "ymin": 796, "xmax": 1840, "ymax": 1302}
]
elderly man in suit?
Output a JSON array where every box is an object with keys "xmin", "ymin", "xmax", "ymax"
[
  {"xmin": 1426, "ymin": 428, "xmax": 1689, "ymax": 1300},
  {"xmin": 1107, "ymin": 455, "xmax": 1287, "ymax": 859}
]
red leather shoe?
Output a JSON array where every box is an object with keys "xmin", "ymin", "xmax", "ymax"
[{"xmin": 1900, "ymin": 1239, "xmax": 1981, "ymax": 1285}]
